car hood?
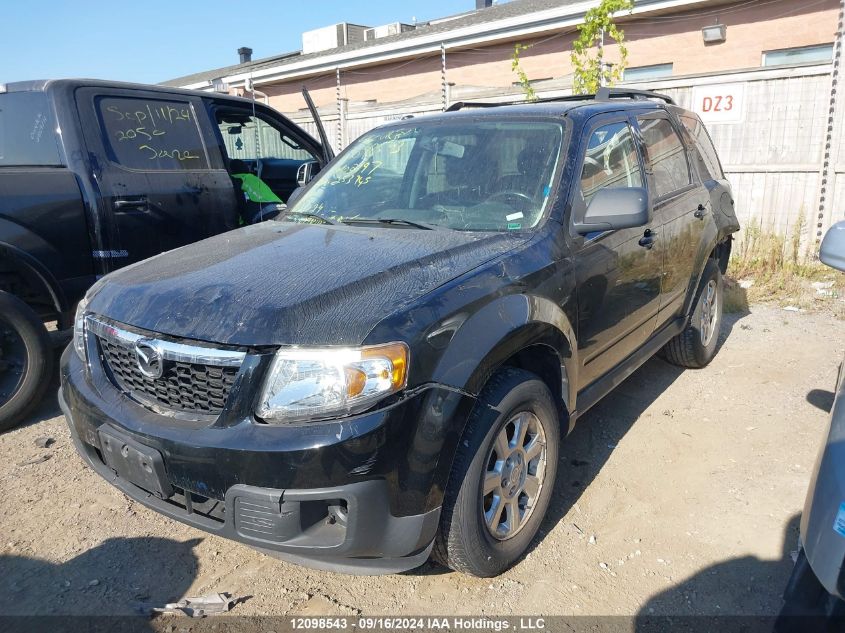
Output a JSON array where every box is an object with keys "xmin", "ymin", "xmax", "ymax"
[{"xmin": 88, "ymin": 222, "xmax": 527, "ymax": 346}]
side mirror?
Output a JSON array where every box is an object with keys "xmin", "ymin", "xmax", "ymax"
[
  {"xmin": 296, "ymin": 161, "xmax": 320, "ymax": 187},
  {"xmin": 574, "ymin": 187, "xmax": 650, "ymax": 234},
  {"xmin": 820, "ymin": 220, "xmax": 845, "ymax": 272}
]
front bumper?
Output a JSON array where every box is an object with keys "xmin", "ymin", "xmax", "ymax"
[{"xmin": 60, "ymin": 346, "xmax": 475, "ymax": 574}]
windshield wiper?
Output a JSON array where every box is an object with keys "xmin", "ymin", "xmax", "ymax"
[
  {"xmin": 278, "ymin": 210, "xmax": 335, "ymax": 225},
  {"xmin": 341, "ymin": 218, "xmax": 445, "ymax": 230}
]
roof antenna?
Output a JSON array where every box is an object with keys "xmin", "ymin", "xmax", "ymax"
[{"xmin": 246, "ymin": 73, "xmax": 266, "ymax": 221}]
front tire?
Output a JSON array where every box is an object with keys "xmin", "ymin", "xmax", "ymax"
[
  {"xmin": 661, "ymin": 259, "xmax": 723, "ymax": 369},
  {"xmin": 0, "ymin": 292, "xmax": 53, "ymax": 432},
  {"xmin": 433, "ymin": 367, "xmax": 560, "ymax": 577}
]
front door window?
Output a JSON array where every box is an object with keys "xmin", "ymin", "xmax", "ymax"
[
  {"xmin": 579, "ymin": 121, "xmax": 644, "ymax": 207},
  {"xmin": 216, "ymin": 112, "xmax": 318, "ymax": 211}
]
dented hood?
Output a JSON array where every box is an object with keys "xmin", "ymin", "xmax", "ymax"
[{"xmin": 88, "ymin": 221, "xmax": 525, "ymax": 346}]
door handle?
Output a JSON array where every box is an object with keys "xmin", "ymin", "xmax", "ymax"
[
  {"xmin": 694, "ymin": 204, "xmax": 708, "ymax": 219},
  {"xmin": 113, "ymin": 197, "xmax": 148, "ymax": 210},
  {"xmin": 638, "ymin": 228, "xmax": 657, "ymax": 249}
]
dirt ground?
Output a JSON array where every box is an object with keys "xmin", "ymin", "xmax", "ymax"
[{"xmin": 1, "ymin": 304, "xmax": 843, "ymax": 619}]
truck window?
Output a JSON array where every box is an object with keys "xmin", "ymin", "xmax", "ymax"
[
  {"xmin": 579, "ymin": 121, "xmax": 643, "ymax": 206},
  {"xmin": 0, "ymin": 92, "xmax": 62, "ymax": 166},
  {"xmin": 679, "ymin": 114, "xmax": 725, "ymax": 181},
  {"xmin": 637, "ymin": 117, "xmax": 692, "ymax": 198},
  {"xmin": 214, "ymin": 109, "xmax": 319, "ymax": 209},
  {"xmin": 96, "ymin": 96, "xmax": 209, "ymax": 171},
  {"xmin": 217, "ymin": 113, "xmax": 315, "ymax": 162}
]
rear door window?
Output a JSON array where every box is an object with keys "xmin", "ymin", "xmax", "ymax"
[
  {"xmin": 0, "ymin": 92, "xmax": 62, "ymax": 166},
  {"xmin": 679, "ymin": 114, "xmax": 724, "ymax": 180},
  {"xmin": 96, "ymin": 96, "xmax": 209, "ymax": 170},
  {"xmin": 636, "ymin": 116, "xmax": 692, "ymax": 198}
]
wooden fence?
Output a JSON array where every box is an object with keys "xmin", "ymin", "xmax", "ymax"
[{"xmin": 283, "ymin": 61, "xmax": 843, "ymax": 255}]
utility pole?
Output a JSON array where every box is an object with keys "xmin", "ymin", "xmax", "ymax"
[
  {"xmin": 598, "ymin": 28, "xmax": 607, "ymax": 87},
  {"xmin": 441, "ymin": 43, "xmax": 448, "ymax": 110},
  {"xmin": 336, "ymin": 67, "xmax": 344, "ymax": 152},
  {"xmin": 815, "ymin": 0, "xmax": 845, "ymax": 252}
]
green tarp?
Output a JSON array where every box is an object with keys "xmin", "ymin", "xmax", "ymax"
[{"xmin": 231, "ymin": 173, "xmax": 282, "ymax": 204}]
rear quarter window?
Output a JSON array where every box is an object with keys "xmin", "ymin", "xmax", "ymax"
[
  {"xmin": 96, "ymin": 96, "xmax": 210, "ymax": 171},
  {"xmin": 679, "ymin": 113, "xmax": 724, "ymax": 181},
  {"xmin": 0, "ymin": 92, "xmax": 62, "ymax": 166}
]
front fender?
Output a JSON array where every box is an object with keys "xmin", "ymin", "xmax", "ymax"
[
  {"xmin": 431, "ymin": 293, "xmax": 576, "ymax": 414},
  {"xmin": 411, "ymin": 292, "xmax": 577, "ymax": 512}
]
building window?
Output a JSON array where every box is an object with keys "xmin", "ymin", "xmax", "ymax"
[
  {"xmin": 623, "ymin": 63, "xmax": 673, "ymax": 81},
  {"xmin": 763, "ymin": 43, "xmax": 833, "ymax": 67}
]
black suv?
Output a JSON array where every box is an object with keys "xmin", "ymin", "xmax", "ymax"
[
  {"xmin": 61, "ymin": 89, "xmax": 739, "ymax": 577},
  {"xmin": 0, "ymin": 79, "xmax": 330, "ymax": 430}
]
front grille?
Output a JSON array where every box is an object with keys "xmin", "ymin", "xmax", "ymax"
[
  {"xmin": 99, "ymin": 339, "xmax": 239, "ymax": 414},
  {"xmin": 87, "ymin": 317, "xmax": 246, "ymax": 417}
]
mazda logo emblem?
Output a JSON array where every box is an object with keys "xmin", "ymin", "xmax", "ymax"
[{"xmin": 134, "ymin": 339, "xmax": 164, "ymax": 379}]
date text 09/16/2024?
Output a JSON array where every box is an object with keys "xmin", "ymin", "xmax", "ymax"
[{"xmin": 290, "ymin": 618, "xmax": 547, "ymax": 630}]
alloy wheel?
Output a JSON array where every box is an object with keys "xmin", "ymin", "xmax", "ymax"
[
  {"xmin": 699, "ymin": 279, "xmax": 719, "ymax": 346},
  {"xmin": 481, "ymin": 411, "xmax": 547, "ymax": 540}
]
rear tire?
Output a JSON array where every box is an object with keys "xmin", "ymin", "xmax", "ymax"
[
  {"xmin": 0, "ymin": 292, "xmax": 53, "ymax": 432},
  {"xmin": 433, "ymin": 367, "xmax": 560, "ymax": 577},
  {"xmin": 661, "ymin": 259, "xmax": 723, "ymax": 369}
]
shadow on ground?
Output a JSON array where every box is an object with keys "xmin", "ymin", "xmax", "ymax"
[
  {"xmin": 531, "ymin": 310, "xmax": 748, "ymax": 558},
  {"xmin": 417, "ymin": 311, "xmax": 749, "ymax": 576},
  {"xmin": 807, "ymin": 389, "xmax": 836, "ymax": 414},
  {"xmin": 635, "ymin": 514, "xmax": 799, "ymax": 621},
  {"xmin": 1, "ymin": 536, "xmax": 201, "ymax": 617}
]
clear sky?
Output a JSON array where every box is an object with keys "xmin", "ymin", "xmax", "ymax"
[{"xmin": 1, "ymin": 0, "xmax": 479, "ymax": 85}]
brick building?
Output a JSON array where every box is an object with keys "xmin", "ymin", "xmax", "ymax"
[{"xmin": 164, "ymin": 0, "xmax": 840, "ymax": 115}]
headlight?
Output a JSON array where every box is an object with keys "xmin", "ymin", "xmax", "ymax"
[
  {"xmin": 73, "ymin": 295, "xmax": 90, "ymax": 361},
  {"xmin": 256, "ymin": 342, "xmax": 409, "ymax": 423}
]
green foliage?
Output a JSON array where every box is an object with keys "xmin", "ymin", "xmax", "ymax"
[
  {"xmin": 511, "ymin": 43, "xmax": 538, "ymax": 102},
  {"xmin": 571, "ymin": 0, "xmax": 634, "ymax": 94},
  {"xmin": 723, "ymin": 213, "xmax": 845, "ymax": 316}
]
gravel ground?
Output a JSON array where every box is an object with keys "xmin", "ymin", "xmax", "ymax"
[{"xmin": 1, "ymin": 304, "xmax": 842, "ymax": 618}]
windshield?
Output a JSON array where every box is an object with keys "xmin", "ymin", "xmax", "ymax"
[{"xmin": 289, "ymin": 119, "xmax": 564, "ymax": 231}]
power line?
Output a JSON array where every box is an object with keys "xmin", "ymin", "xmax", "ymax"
[{"xmin": 344, "ymin": 54, "xmax": 432, "ymax": 75}]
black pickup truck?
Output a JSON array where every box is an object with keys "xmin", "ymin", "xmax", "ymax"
[
  {"xmin": 62, "ymin": 88, "xmax": 740, "ymax": 576},
  {"xmin": 0, "ymin": 79, "xmax": 330, "ymax": 430}
]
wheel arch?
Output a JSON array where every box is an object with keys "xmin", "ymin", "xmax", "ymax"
[
  {"xmin": 408, "ymin": 293, "xmax": 578, "ymax": 515},
  {"xmin": 682, "ymin": 230, "xmax": 727, "ymax": 318},
  {"xmin": 430, "ymin": 293, "xmax": 576, "ymax": 417},
  {"xmin": 0, "ymin": 241, "xmax": 67, "ymax": 318},
  {"xmin": 713, "ymin": 237, "xmax": 732, "ymax": 275}
]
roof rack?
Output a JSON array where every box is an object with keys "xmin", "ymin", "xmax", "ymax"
[
  {"xmin": 595, "ymin": 87, "xmax": 675, "ymax": 104},
  {"xmin": 445, "ymin": 87, "xmax": 674, "ymax": 112}
]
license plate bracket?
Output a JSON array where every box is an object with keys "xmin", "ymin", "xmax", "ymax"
[{"xmin": 98, "ymin": 425, "xmax": 173, "ymax": 499}]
